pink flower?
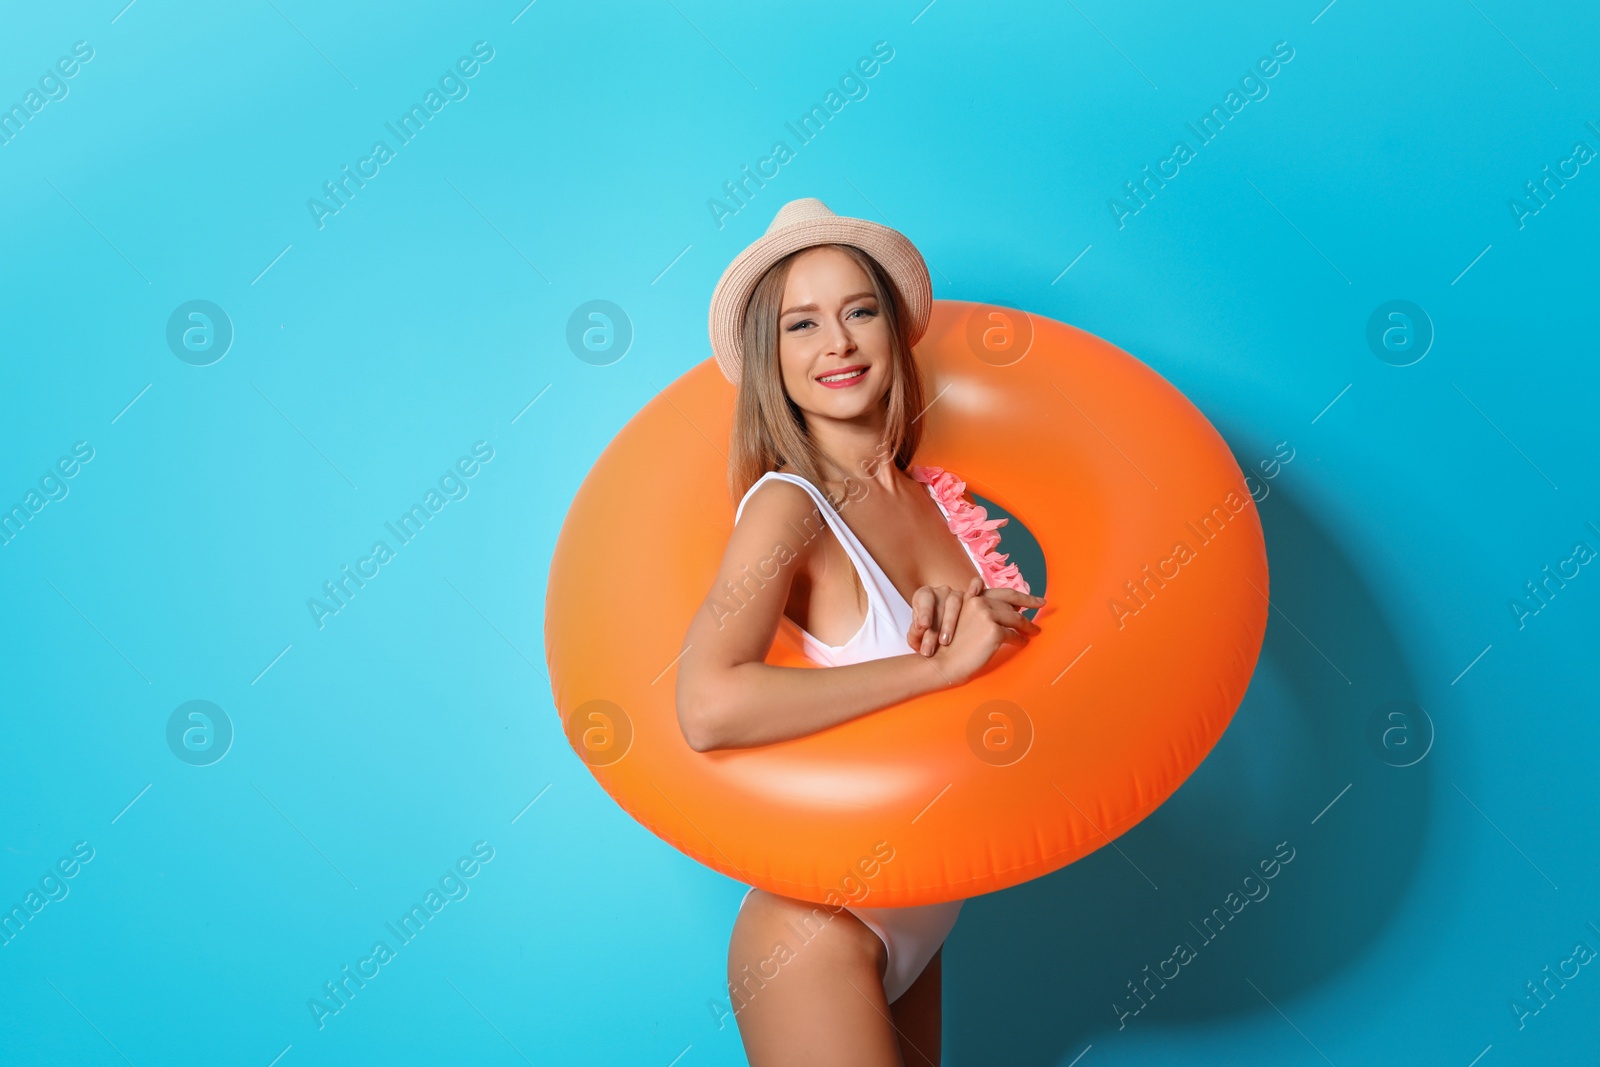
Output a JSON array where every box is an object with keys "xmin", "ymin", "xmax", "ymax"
[{"xmin": 909, "ymin": 465, "xmax": 1032, "ymax": 595}]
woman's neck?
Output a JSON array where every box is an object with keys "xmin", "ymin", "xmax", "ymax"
[{"xmin": 812, "ymin": 435, "xmax": 901, "ymax": 502}]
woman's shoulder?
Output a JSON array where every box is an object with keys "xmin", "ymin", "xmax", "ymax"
[{"xmin": 734, "ymin": 469, "xmax": 815, "ymax": 525}]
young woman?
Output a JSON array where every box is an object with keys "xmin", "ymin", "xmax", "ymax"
[{"xmin": 676, "ymin": 198, "xmax": 1044, "ymax": 1067}]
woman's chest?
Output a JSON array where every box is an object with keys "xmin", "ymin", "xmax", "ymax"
[
  {"xmin": 845, "ymin": 490, "xmax": 980, "ymax": 600},
  {"xmin": 783, "ymin": 488, "xmax": 980, "ymax": 646}
]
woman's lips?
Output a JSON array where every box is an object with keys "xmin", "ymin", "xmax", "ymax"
[{"xmin": 816, "ymin": 365, "xmax": 869, "ymax": 388}]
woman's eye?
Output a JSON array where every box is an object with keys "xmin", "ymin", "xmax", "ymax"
[{"xmin": 785, "ymin": 308, "xmax": 873, "ymax": 331}]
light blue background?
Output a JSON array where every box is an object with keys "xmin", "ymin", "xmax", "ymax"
[{"xmin": 2, "ymin": 1, "xmax": 1597, "ymax": 1064}]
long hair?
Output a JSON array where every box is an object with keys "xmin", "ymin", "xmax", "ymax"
[{"xmin": 727, "ymin": 243, "xmax": 926, "ymax": 509}]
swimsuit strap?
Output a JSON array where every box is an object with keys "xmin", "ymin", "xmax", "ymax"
[{"xmin": 735, "ymin": 471, "xmax": 903, "ymax": 621}]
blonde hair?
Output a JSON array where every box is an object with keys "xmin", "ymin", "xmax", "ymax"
[{"xmin": 727, "ymin": 243, "xmax": 926, "ymax": 508}]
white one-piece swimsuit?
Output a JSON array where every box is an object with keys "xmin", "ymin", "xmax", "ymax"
[{"xmin": 731, "ymin": 468, "xmax": 993, "ymax": 1005}]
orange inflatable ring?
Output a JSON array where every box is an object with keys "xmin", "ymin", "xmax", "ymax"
[{"xmin": 545, "ymin": 299, "xmax": 1268, "ymax": 908}]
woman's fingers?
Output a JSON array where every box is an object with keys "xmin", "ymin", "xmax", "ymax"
[
  {"xmin": 911, "ymin": 585, "xmax": 961, "ymax": 656},
  {"xmin": 992, "ymin": 602, "xmax": 1043, "ymax": 636},
  {"xmin": 923, "ymin": 588, "xmax": 945, "ymax": 656},
  {"xmin": 983, "ymin": 587, "xmax": 1047, "ymax": 608},
  {"xmin": 911, "ymin": 579, "xmax": 1027, "ymax": 657},
  {"xmin": 908, "ymin": 586, "xmax": 939, "ymax": 654},
  {"xmin": 939, "ymin": 587, "xmax": 966, "ymax": 645},
  {"xmin": 928, "ymin": 581, "xmax": 980, "ymax": 653}
]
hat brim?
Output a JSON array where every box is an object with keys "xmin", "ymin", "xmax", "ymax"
[{"xmin": 708, "ymin": 215, "xmax": 933, "ymax": 386}]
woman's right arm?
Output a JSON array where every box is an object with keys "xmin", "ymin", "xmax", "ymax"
[{"xmin": 674, "ymin": 480, "xmax": 1030, "ymax": 752}]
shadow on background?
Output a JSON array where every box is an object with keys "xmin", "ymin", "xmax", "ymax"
[{"xmin": 946, "ymin": 482, "xmax": 1432, "ymax": 1064}]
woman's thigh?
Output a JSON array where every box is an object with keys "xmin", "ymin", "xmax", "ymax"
[{"xmin": 727, "ymin": 889, "xmax": 902, "ymax": 1067}]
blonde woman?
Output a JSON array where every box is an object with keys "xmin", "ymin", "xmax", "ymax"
[{"xmin": 676, "ymin": 198, "xmax": 1043, "ymax": 1066}]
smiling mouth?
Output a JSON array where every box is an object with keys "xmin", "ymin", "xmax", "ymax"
[{"xmin": 817, "ymin": 366, "xmax": 868, "ymax": 384}]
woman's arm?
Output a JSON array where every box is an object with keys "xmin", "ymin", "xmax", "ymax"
[{"xmin": 675, "ymin": 479, "xmax": 958, "ymax": 752}]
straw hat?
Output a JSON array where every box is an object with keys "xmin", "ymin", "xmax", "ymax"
[{"xmin": 707, "ymin": 197, "xmax": 933, "ymax": 386}]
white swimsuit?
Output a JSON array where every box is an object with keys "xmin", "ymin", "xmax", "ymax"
[{"xmin": 731, "ymin": 468, "xmax": 997, "ymax": 1004}]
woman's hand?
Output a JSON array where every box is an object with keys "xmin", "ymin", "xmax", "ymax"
[
  {"xmin": 906, "ymin": 577, "xmax": 985, "ymax": 657},
  {"xmin": 907, "ymin": 577, "xmax": 1045, "ymax": 658},
  {"xmin": 926, "ymin": 584, "xmax": 1046, "ymax": 685}
]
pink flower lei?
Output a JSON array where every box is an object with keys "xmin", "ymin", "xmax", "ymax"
[{"xmin": 909, "ymin": 464, "xmax": 1032, "ymax": 595}]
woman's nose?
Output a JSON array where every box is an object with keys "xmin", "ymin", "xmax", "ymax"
[{"xmin": 819, "ymin": 315, "xmax": 855, "ymax": 356}]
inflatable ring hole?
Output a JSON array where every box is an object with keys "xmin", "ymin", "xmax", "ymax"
[{"xmin": 969, "ymin": 490, "xmax": 1048, "ymax": 617}]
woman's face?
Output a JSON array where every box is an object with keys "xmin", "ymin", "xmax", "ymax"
[{"xmin": 776, "ymin": 246, "xmax": 892, "ymax": 422}]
